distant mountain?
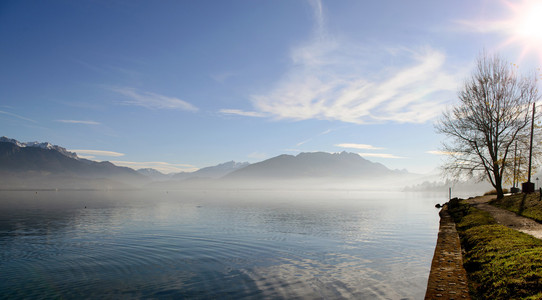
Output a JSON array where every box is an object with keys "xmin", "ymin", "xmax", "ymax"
[
  {"xmin": 0, "ymin": 137, "xmax": 416, "ymax": 191},
  {"xmin": 0, "ymin": 138, "xmax": 146, "ymax": 189},
  {"xmin": 137, "ymin": 168, "xmax": 172, "ymax": 181},
  {"xmin": 224, "ymin": 151, "xmax": 400, "ymax": 180},
  {"xmin": 0, "ymin": 136, "xmax": 77, "ymax": 159},
  {"xmin": 172, "ymin": 161, "xmax": 250, "ymax": 180}
]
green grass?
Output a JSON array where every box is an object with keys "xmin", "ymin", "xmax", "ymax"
[
  {"xmin": 447, "ymin": 200, "xmax": 542, "ymax": 299},
  {"xmin": 491, "ymin": 193, "xmax": 542, "ymax": 222},
  {"xmin": 447, "ymin": 200, "xmax": 496, "ymax": 230},
  {"xmin": 456, "ymin": 207, "xmax": 496, "ymax": 231},
  {"xmin": 461, "ymin": 225, "xmax": 542, "ymax": 299}
]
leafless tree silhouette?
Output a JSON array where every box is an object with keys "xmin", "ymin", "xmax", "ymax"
[{"xmin": 436, "ymin": 52, "xmax": 540, "ymax": 199}]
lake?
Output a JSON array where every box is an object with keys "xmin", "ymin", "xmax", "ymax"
[{"xmin": 0, "ymin": 189, "xmax": 443, "ymax": 299}]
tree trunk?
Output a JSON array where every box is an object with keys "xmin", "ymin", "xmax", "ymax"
[{"xmin": 495, "ymin": 179, "xmax": 504, "ymax": 199}]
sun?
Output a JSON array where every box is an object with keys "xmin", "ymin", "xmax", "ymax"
[
  {"xmin": 500, "ymin": 0, "xmax": 542, "ymax": 62},
  {"xmin": 512, "ymin": 1, "xmax": 542, "ymax": 41}
]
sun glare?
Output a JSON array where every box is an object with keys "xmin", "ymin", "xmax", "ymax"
[
  {"xmin": 514, "ymin": 1, "xmax": 542, "ymax": 41},
  {"xmin": 501, "ymin": 0, "xmax": 542, "ymax": 62}
]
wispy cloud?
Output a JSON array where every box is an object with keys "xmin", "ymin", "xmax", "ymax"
[
  {"xmin": 219, "ymin": 109, "xmax": 266, "ymax": 118},
  {"xmin": 453, "ymin": 19, "xmax": 510, "ymax": 34},
  {"xmin": 70, "ymin": 149, "xmax": 125, "ymax": 157},
  {"xmin": 111, "ymin": 87, "xmax": 198, "ymax": 111},
  {"xmin": 336, "ymin": 143, "xmax": 384, "ymax": 150},
  {"xmin": 110, "ymin": 160, "xmax": 198, "ymax": 174},
  {"xmin": 308, "ymin": 0, "xmax": 325, "ymax": 37},
  {"xmin": 220, "ymin": 1, "xmax": 459, "ymax": 124},
  {"xmin": 250, "ymin": 46, "xmax": 456, "ymax": 124},
  {"xmin": 358, "ymin": 153, "xmax": 405, "ymax": 159},
  {"xmin": 0, "ymin": 110, "xmax": 37, "ymax": 123},
  {"xmin": 427, "ymin": 150, "xmax": 457, "ymax": 156},
  {"xmin": 56, "ymin": 119, "xmax": 100, "ymax": 125},
  {"xmin": 295, "ymin": 128, "xmax": 335, "ymax": 147},
  {"xmin": 296, "ymin": 139, "xmax": 312, "ymax": 147}
]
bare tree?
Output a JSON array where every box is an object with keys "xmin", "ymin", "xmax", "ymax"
[{"xmin": 436, "ymin": 53, "xmax": 540, "ymax": 199}]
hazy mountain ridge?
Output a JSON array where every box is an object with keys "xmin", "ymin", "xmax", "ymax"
[
  {"xmin": 0, "ymin": 140, "xmax": 146, "ymax": 189},
  {"xmin": 137, "ymin": 168, "xmax": 173, "ymax": 181},
  {"xmin": 225, "ymin": 151, "xmax": 400, "ymax": 179},
  {"xmin": 1, "ymin": 137, "xmax": 420, "ymax": 190},
  {"xmin": 173, "ymin": 161, "xmax": 250, "ymax": 180}
]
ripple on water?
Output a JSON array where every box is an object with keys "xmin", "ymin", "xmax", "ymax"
[{"xmin": 0, "ymin": 191, "xmax": 439, "ymax": 299}]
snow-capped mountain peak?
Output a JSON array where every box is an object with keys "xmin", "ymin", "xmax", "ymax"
[{"xmin": 0, "ymin": 136, "xmax": 78, "ymax": 159}]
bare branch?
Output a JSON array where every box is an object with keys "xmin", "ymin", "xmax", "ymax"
[{"xmin": 436, "ymin": 52, "xmax": 540, "ymax": 199}]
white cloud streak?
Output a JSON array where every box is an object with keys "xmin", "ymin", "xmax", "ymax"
[
  {"xmin": 112, "ymin": 87, "xmax": 198, "ymax": 112},
  {"xmin": 308, "ymin": 0, "xmax": 325, "ymax": 37},
  {"xmin": 219, "ymin": 109, "xmax": 267, "ymax": 118},
  {"xmin": 70, "ymin": 149, "xmax": 125, "ymax": 157},
  {"xmin": 454, "ymin": 19, "xmax": 510, "ymax": 34},
  {"xmin": 220, "ymin": 0, "xmax": 459, "ymax": 124},
  {"xmin": 426, "ymin": 150, "xmax": 457, "ymax": 156},
  {"xmin": 296, "ymin": 139, "xmax": 312, "ymax": 147},
  {"xmin": 0, "ymin": 110, "xmax": 37, "ymax": 123},
  {"xmin": 295, "ymin": 128, "xmax": 334, "ymax": 147},
  {"xmin": 111, "ymin": 161, "xmax": 198, "ymax": 174},
  {"xmin": 336, "ymin": 143, "xmax": 384, "ymax": 150},
  {"xmin": 249, "ymin": 46, "xmax": 456, "ymax": 124},
  {"xmin": 56, "ymin": 119, "xmax": 100, "ymax": 125},
  {"xmin": 358, "ymin": 153, "xmax": 405, "ymax": 159}
]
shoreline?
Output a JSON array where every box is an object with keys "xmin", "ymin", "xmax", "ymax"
[
  {"xmin": 424, "ymin": 204, "xmax": 470, "ymax": 299},
  {"xmin": 426, "ymin": 193, "xmax": 542, "ymax": 299}
]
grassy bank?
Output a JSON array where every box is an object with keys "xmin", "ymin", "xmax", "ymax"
[
  {"xmin": 491, "ymin": 192, "xmax": 542, "ymax": 222},
  {"xmin": 448, "ymin": 199, "xmax": 542, "ymax": 299}
]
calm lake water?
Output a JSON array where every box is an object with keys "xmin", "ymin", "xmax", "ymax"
[{"xmin": 0, "ymin": 189, "xmax": 443, "ymax": 299}]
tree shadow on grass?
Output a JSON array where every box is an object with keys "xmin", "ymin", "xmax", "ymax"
[{"xmin": 519, "ymin": 193, "xmax": 527, "ymax": 216}]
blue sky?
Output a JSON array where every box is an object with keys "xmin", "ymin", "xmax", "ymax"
[{"xmin": 1, "ymin": 0, "xmax": 541, "ymax": 174}]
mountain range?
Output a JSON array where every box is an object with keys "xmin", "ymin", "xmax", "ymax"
[
  {"xmin": 224, "ymin": 151, "xmax": 403, "ymax": 179},
  {"xmin": 0, "ymin": 136, "xmax": 78, "ymax": 159},
  {"xmin": 171, "ymin": 161, "xmax": 250, "ymax": 180},
  {"xmin": 0, "ymin": 137, "xmax": 145, "ymax": 189},
  {"xmin": 0, "ymin": 136, "xmax": 412, "ymax": 190}
]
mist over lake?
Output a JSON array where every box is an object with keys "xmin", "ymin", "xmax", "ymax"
[{"xmin": 1, "ymin": 189, "xmax": 441, "ymax": 299}]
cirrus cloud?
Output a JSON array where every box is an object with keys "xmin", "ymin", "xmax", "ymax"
[
  {"xmin": 358, "ymin": 153, "xmax": 405, "ymax": 159},
  {"xmin": 220, "ymin": 1, "xmax": 460, "ymax": 124},
  {"xmin": 110, "ymin": 161, "xmax": 198, "ymax": 174},
  {"xmin": 70, "ymin": 149, "xmax": 125, "ymax": 157},
  {"xmin": 335, "ymin": 143, "xmax": 384, "ymax": 150},
  {"xmin": 248, "ymin": 46, "xmax": 456, "ymax": 124},
  {"xmin": 0, "ymin": 110, "xmax": 37, "ymax": 123},
  {"xmin": 111, "ymin": 87, "xmax": 198, "ymax": 112},
  {"xmin": 426, "ymin": 150, "xmax": 458, "ymax": 156},
  {"xmin": 219, "ymin": 109, "xmax": 267, "ymax": 118},
  {"xmin": 56, "ymin": 119, "xmax": 100, "ymax": 125}
]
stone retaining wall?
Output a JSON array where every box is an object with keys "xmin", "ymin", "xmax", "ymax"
[{"xmin": 424, "ymin": 205, "xmax": 470, "ymax": 299}]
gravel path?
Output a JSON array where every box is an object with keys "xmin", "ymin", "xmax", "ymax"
[{"xmin": 466, "ymin": 195, "xmax": 542, "ymax": 239}]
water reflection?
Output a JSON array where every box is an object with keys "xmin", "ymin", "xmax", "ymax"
[{"xmin": 0, "ymin": 190, "xmax": 440, "ymax": 299}]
